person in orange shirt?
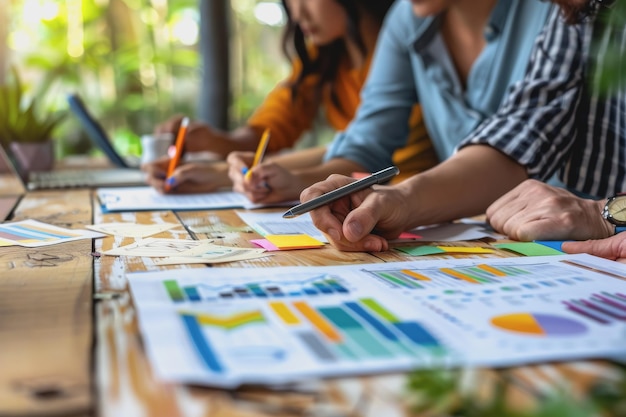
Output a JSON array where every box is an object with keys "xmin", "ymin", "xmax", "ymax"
[{"xmin": 143, "ymin": 0, "xmax": 436, "ymax": 194}]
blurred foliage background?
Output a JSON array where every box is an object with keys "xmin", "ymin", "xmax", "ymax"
[{"xmin": 2, "ymin": 0, "xmax": 289, "ymax": 159}]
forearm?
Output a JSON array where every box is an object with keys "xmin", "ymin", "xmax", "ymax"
[
  {"xmin": 266, "ymin": 147, "xmax": 327, "ymax": 170},
  {"xmin": 208, "ymin": 126, "xmax": 261, "ymax": 157},
  {"xmin": 397, "ymin": 145, "xmax": 528, "ymax": 228},
  {"xmin": 293, "ymin": 158, "xmax": 366, "ymax": 191}
]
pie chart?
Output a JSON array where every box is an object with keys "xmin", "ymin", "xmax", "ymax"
[{"xmin": 490, "ymin": 312, "xmax": 587, "ymax": 336}]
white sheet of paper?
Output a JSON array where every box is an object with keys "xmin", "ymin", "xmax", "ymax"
[
  {"xmin": 128, "ymin": 253, "xmax": 626, "ymax": 388},
  {"xmin": 397, "ymin": 222, "xmax": 496, "ymax": 242},
  {"xmin": 0, "ymin": 219, "xmax": 104, "ymax": 247},
  {"xmin": 102, "ymin": 238, "xmax": 216, "ymax": 257},
  {"xmin": 154, "ymin": 246, "xmax": 268, "ymax": 265},
  {"xmin": 236, "ymin": 211, "xmax": 328, "ymax": 243},
  {"xmin": 97, "ymin": 186, "xmax": 260, "ymax": 212},
  {"xmin": 86, "ymin": 222, "xmax": 180, "ymax": 238}
]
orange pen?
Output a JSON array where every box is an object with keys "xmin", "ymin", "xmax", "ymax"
[{"xmin": 164, "ymin": 117, "xmax": 190, "ymax": 191}]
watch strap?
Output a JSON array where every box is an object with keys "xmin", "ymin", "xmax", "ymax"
[{"xmin": 616, "ymin": 226, "xmax": 626, "ymax": 234}]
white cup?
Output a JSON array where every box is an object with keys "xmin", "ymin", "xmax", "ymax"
[{"xmin": 140, "ymin": 133, "xmax": 174, "ymax": 164}]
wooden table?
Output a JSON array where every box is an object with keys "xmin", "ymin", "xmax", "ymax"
[{"xmin": 0, "ymin": 189, "xmax": 621, "ymax": 417}]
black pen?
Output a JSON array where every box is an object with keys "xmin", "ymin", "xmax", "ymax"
[{"xmin": 283, "ymin": 166, "xmax": 399, "ymax": 219}]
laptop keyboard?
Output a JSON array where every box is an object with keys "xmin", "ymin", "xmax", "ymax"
[{"xmin": 29, "ymin": 169, "xmax": 146, "ymax": 189}]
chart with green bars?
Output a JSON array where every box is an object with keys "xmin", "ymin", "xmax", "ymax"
[
  {"xmin": 177, "ymin": 297, "xmax": 445, "ymax": 379},
  {"xmin": 363, "ymin": 260, "xmax": 593, "ymax": 292},
  {"xmin": 163, "ymin": 275, "xmax": 350, "ymax": 303},
  {"xmin": 127, "ymin": 254, "xmax": 626, "ymax": 387}
]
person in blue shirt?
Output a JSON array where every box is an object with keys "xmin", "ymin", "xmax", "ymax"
[
  {"xmin": 302, "ymin": 0, "xmax": 626, "ymax": 253},
  {"xmin": 228, "ymin": 0, "xmax": 553, "ymax": 204}
]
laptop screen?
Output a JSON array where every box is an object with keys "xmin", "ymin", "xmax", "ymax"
[
  {"xmin": 0, "ymin": 143, "xmax": 26, "ymax": 221},
  {"xmin": 0, "ymin": 143, "xmax": 27, "ymax": 196}
]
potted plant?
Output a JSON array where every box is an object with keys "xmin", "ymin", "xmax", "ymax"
[{"xmin": 0, "ymin": 67, "xmax": 66, "ymax": 172}]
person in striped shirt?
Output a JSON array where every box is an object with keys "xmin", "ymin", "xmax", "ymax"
[{"xmin": 302, "ymin": 0, "xmax": 625, "ymax": 253}]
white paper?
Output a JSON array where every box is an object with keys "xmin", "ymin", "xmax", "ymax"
[
  {"xmin": 397, "ymin": 222, "xmax": 497, "ymax": 242},
  {"xmin": 86, "ymin": 222, "xmax": 180, "ymax": 238},
  {"xmin": 97, "ymin": 186, "xmax": 259, "ymax": 212},
  {"xmin": 153, "ymin": 247, "xmax": 269, "ymax": 265},
  {"xmin": 102, "ymin": 238, "xmax": 216, "ymax": 257},
  {"xmin": 127, "ymin": 253, "xmax": 626, "ymax": 388}
]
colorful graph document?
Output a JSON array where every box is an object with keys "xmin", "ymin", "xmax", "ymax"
[
  {"xmin": 127, "ymin": 254, "xmax": 626, "ymax": 388},
  {"xmin": 0, "ymin": 219, "xmax": 104, "ymax": 247},
  {"xmin": 236, "ymin": 211, "xmax": 328, "ymax": 243}
]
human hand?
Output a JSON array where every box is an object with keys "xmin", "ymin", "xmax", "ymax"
[
  {"xmin": 155, "ymin": 115, "xmax": 223, "ymax": 155},
  {"xmin": 562, "ymin": 234, "xmax": 626, "ymax": 263},
  {"xmin": 486, "ymin": 179, "xmax": 612, "ymax": 241},
  {"xmin": 302, "ymin": 174, "xmax": 411, "ymax": 252},
  {"xmin": 227, "ymin": 151, "xmax": 305, "ymax": 204},
  {"xmin": 141, "ymin": 157, "xmax": 230, "ymax": 194}
]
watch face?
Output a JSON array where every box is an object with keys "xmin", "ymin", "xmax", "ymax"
[{"xmin": 607, "ymin": 195, "xmax": 626, "ymax": 224}]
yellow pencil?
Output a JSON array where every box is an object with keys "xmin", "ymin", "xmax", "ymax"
[{"xmin": 244, "ymin": 128, "xmax": 270, "ymax": 180}]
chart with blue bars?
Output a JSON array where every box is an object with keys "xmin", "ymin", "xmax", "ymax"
[
  {"xmin": 127, "ymin": 254, "xmax": 626, "ymax": 387},
  {"xmin": 179, "ymin": 297, "xmax": 445, "ymax": 375},
  {"xmin": 362, "ymin": 260, "xmax": 593, "ymax": 291},
  {"xmin": 163, "ymin": 275, "xmax": 350, "ymax": 303}
]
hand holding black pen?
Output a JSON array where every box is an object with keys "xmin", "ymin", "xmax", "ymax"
[
  {"xmin": 297, "ymin": 166, "xmax": 411, "ymax": 252},
  {"xmin": 283, "ymin": 166, "xmax": 399, "ymax": 218}
]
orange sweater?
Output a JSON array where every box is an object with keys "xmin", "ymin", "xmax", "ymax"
[{"xmin": 247, "ymin": 53, "xmax": 437, "ymax": 181}]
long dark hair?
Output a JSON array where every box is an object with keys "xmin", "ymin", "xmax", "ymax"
[{"xmin": 280, "ymin": 0, "xmax": 394, "ymax": 113}]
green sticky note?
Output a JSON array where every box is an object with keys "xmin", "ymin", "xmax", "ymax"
[
  {"xmin": 494, "ymin": 242, "xmax": 563, "ymax": 256},
  {"xmin": 396, "ymin": 246, "xmax": 445, "ymax": 256}
]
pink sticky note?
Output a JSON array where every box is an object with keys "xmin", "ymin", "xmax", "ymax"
[
  {"xmin": 251, "ymin": 239, "xmax": 280, "ymax": 251},
  {"xmin": 398, "ymin": 232, "xmax": 422, "ymax": 240}
]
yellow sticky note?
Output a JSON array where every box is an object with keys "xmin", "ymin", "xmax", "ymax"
[
  {"xmin": 437, "ymin": 246, "xmax": 494, "ymax": 254},
  {"xmin": 265, "ymin": 234, "xmax": 325, "ymax": 250}
]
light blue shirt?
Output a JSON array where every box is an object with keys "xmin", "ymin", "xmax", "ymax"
[{"xmin": 324, "ymin": 0, "xmax": 553, "ymax": 172}]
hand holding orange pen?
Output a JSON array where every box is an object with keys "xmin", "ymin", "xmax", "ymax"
[{"xmin": 164, "ymin": 117, "xmax": 190, "ymax": 191}]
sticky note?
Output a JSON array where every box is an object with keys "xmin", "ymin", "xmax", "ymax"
[
  {"xmin": 534, "ymin": 240, "xmax": 566, "ymax": 252},
  {"xmin": 396, "ymin": 245, "xmax": 494, "ymax": 256},
  {"xmin": 397, "ymin": 232, "xmax": 423, "ymax": 240},
  {"xmin": 250, "ymin": 239, "xmax": 279, "ymax": 251},
  {"xmin": 437, "ymin": 246, "xmax": 494, "ymax": 254},
  {"xmin": 396, "ymin": 246, "xmax": 445, "ymax": 256},
  {"xmin": 494, "ymin": 242, "xmax": 563, "ymax": 256},
  {"xmin": 264, "ymin": 234, "xmax": 325, "ymax": 250}
]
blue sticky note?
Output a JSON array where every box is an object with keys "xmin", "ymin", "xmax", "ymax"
[{"xmin": 534, "ymin": 240, "xmax": 566, "ymax": 252}]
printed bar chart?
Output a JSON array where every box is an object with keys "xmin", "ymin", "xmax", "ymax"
[
  {"xmin": 564, "ymin": 292, "xmax": 626, "ymax": 324},
  {"xmin": 364, "ymin": 263, "xmax": 537, "ymax": 290},
  {"xmin": 128, "ymin": 254, "xmax": 626, "ymax": 387},
  {"xmin": 162, "ymin": 276, "xmax": 350, "ymax": 302}
]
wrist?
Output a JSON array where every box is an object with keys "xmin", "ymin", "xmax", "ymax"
[{"xmin": 601, "ymin": 193, "xmax": 626, "ymax": 235}]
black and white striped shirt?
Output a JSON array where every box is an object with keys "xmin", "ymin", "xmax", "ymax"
[{"xmin": 459, "ymin": 5, "xmax": 625, "ymax": 198}]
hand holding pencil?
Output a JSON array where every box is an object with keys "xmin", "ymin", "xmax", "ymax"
[
  {"xmin": 164, "ymin": 117, "xmax": 190, "ymax": 191},
  {"xmin": 241, "ymin": 128, "xmax": 271, "ymax": 180}
]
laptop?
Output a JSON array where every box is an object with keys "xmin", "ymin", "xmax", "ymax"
[
  {"xmin": 66, "ymin": 93, "xmax": 142, "ymax": 169},
  {"xmin": 0, "ymin": 144, "xmax": 26, "ymax": 220},
  {"xmin": 2, "ymin": 93, "xmax": 148, "ymax": 191}
]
